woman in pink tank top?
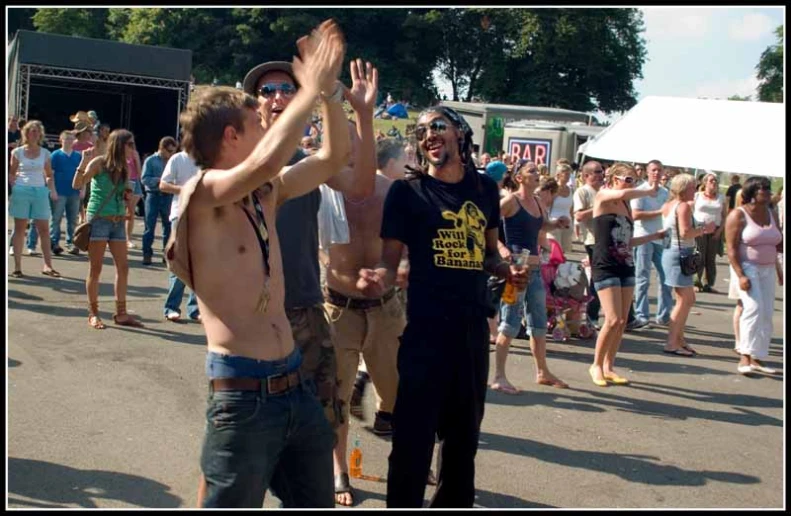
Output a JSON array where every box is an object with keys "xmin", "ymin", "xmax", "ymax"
[
  {"xmin": 125, "ymin": 149, "xmax": 142, "ymax": 248},
  {"xmin": 725, "ymin": 176, "xmax": 782, "ymax": 376}
]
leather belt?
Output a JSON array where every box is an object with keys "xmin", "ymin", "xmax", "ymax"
[
  {"xmin": 210, "ymin": 371, "xmax": 301, "ymax": 395},
  {"xmin": 324, "ymin": 287, "xmax": 396, "ymax": 310}
]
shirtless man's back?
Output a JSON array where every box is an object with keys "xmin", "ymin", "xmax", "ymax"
[{"xmin": 168, "ymin": 20, "xmax": 351, "ymax": 508}]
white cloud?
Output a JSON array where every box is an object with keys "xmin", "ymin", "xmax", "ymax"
[
  {"xmin": 640, "ymin": 7, "xmax": 716, "ymax": 40},
  {"xmin": 693, "ymin": 74, "xmax": 760, "ymax": 100},
  {"xmin": 728, "ymin": 13, "xmax": 774, "ymax": 41}
]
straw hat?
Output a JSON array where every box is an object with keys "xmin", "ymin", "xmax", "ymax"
[
  {"xmin": 69, "ymin": 111, "xmax": 91, "ymax": 124},
  {"xmin": 71, "ymin": 121, "xmax": 93, "ymax": 135}
]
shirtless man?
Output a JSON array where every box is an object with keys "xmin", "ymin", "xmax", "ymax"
[
  {"xmin": 168, "ymin": 20, "xmax": 350, "ymax": 508},
  {"xmin": 318, "ymin": 60, "xmax": 404, "ymax": 506}
]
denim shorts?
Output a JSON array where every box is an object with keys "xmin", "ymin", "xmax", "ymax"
[
  {"xmin": 129, "ymin": 179, "xmax": 143, "ymax": 197},
  {"xmin": 662, "ymin": 246, "xmax": 695, "ymax": 288},
  {"xmin": 9, "ymin": 185, "xmax": 51, "ymax": 220},
  {"xmin": 89, "ymin": 216, "xmax": 127, "ymax": 242},
  {"xmin": 498, "ymin": 271, "xmax": 547, "ymax": 338},
  {"xmin": 593, "ymin": 276, "xmax": 636, "ymax": 292}
]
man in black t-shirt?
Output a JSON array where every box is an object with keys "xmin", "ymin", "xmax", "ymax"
[
  {"xmin": 726, "ymin": 174, "xmax": 742, "ymax": 210},
  {"xmin": 358, "ymin": 106, "xmax": 527, "ymax": 508}
]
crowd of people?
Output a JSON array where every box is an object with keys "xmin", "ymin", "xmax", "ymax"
[{"xmin": 7, "ymin": 18, "xmax": 784, "ymax": 510}]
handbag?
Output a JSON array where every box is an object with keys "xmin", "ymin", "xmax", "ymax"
[
  {"xmin": 73, "ymin": 181, "xmax": 124, "ymax": 252},
  {"xmin": 674, "ymin": 203, "xmax": 703, "ymax": 276}
]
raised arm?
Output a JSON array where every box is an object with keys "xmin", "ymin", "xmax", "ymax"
[
  {"xmin": 72, "ymin": 148, "xmax": 103, "ymax": 190},
  {"xmin": 325, "ymin": 59, "xmax": 379, "ymax": 200},
  {"xmin": 194, "ymin": 19, "xmax": 345, "ymax": 209},
  {"xmin": 596, "ymin": 182, "xmax": 658, "ymax": 204}
]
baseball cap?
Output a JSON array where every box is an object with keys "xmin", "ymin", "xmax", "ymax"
[
  {"xmin": 485, "ymin": 161, "xmax": 507, "ymax": 182},
  {"xmin": 242, "ymin": 61, "xmax": 299, "ymax": 97}
]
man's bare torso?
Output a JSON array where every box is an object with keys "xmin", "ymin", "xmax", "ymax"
[
  {"xmin": 326, "ymin": 174, "xmax": 393, "ymax": 298},
  {"xmin": 189, "ymin": 180, "xmax": 294, "ymax": 361}
]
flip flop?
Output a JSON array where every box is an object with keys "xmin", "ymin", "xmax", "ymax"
[
  {"xmin": 490, "ymin": 382, "xmax": 520, "ymax": 395},
  {"xmin": 334, "ymin": 472, "xmax": 355, "ymax": 507},
  {"xmin": 41, "ymin": 269, "xmax": 61, "ymax": 278},
  {"xmin": 663, "ymin": 348, "xmax": 694, "ymax": 357},
  {"xmin": 681, "ymin": 345, "xmax": 698, "ymax": 356},
  {"xmin": 537, "ymin": 377, "xmax": 569, "ymax": 389}
]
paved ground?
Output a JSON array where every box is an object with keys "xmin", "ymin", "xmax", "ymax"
[{"xmin": 7, "ymin": 219, "xmax": 785, "ymax": 508}]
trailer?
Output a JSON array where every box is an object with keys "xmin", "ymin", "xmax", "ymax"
[
  {"xmin": 439, "ymin": 100, "xmax": 599, "ymax": 157},
  {"xmin": 502, "ymin": 121, "xmax": 604, "ymax": 173}
]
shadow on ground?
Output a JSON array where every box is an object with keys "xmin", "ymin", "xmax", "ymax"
[
  {"xmin": 477, "ymin": 432, "xmax": 761, "ymax": 487},
  {"xmin": 8, "ymin": 457, "xmax": 182, "ymax": 508}
]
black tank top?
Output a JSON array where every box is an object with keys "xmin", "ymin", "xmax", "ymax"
[
  {"xmin": 502, "ymin": 195, "xmax": 543, "ymax": 255},
  {"xmin": 591, "ymin": 201, "xmax": 635, "ymax": 282}
]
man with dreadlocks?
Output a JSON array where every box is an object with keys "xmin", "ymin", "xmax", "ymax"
[{"xmin": 357, "ymin": 106, "xmax": 528, "ymax": 507}]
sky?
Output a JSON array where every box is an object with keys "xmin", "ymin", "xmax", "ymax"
[{"xmin": 433, "ymin": 7, "xmax": 784, "ymax": 119}]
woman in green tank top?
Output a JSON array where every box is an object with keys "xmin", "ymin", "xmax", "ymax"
[{"xmin": 72, "ymin": 129, "xmax": 143, "ymax": 329}]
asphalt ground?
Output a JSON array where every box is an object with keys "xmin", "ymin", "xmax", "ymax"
[{"xmin": 7, "ymin": 218, "xmax": 785, "ymax": 508}]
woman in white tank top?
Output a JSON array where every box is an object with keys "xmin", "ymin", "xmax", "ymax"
[
  {"xmin": 546, "ymin": 164, "xmax": 574, "ymax": 253},
  {"xmin": 692, "ymin": 173, "xmax": 727, "ymax": 292},
  {"xmin": 8, "ymin": 120, "xmax": 61, "ymax": 278}
]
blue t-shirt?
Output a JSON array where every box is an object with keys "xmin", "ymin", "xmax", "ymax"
[{"xmin": 50, "ymin": 149, "xmax": 82, "ymax": 196}]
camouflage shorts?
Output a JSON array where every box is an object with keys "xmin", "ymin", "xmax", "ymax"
[{"xmin": 286, "ymin": 304, "xmax": 343, "ymax": 429}]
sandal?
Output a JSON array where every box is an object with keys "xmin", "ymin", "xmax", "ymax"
[
  {"xmin": 88, "ymin": 314, "xmax": 106, "ymax": 330},
  {"xmin": 41, "ymin": 269, "xmax": 62, "ymax": 278},
  {"xmin": 334, "ymin": 472, "xmax": 355, "ymax": 506},
  {"xmin": 11, "ymin": 270, "xmax": 23, "ymax": 278},
  {"xmin": 113, "ymin": 301, "xmax": 144, "ymax": 328}
]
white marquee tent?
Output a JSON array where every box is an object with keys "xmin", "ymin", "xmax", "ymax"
[{"xmin": 580, "ymin": 96, "xmax": 785, "ymax": 177}]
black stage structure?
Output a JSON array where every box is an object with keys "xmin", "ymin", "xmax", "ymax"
[{"xmin": 8, "ymin": 30, "xmax": 192, "ymax": 155}]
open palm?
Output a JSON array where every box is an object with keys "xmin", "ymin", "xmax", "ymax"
[{"xmin": 345, "ymin": 58, "xmax": 378, "ymax": 113}]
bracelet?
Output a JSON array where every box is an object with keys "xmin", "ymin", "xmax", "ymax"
[{"xmin": 320, "ymin": 81, "xmax": 344, "ymax": 103}]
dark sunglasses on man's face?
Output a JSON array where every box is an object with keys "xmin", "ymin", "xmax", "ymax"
[
  {"xmin": 258, "ymin": 83, "xmax": 297, "ymax": 99},
  {"xmin": 415, "ymin": 119, "xmax": 448, "ymax": 141}
]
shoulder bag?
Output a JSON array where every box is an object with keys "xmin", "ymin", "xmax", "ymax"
[{"xmin": 674, "ymin": 202, "xmax": 703, "ymax": 276}]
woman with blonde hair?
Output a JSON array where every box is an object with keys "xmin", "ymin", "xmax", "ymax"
[
  {"xmin": 588, "ymin": 163, "xmax": 666, "ymax": 386},
  {"xmin": 72, "ymin": 129, "xmax": 143, "ymax": 329},
  {"xmin": 547, "ymin": 163, "xmax": 575, "ymax": 253},
  {"xmin": 8, "ymin": 120, "xmax": 61, "ymax": 278},
  {"xmin": 660, "ymin": 174, "xmax": 716, "ymax": 356}
]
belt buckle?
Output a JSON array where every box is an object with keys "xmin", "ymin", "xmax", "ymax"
[{"xmin": 266, "ymin": 373, "xmax": 285, "ymax": 394}]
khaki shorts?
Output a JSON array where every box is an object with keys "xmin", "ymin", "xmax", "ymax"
[
  {"xmin": 324, "ymin": 293, "xmax": 405, "ymax": 421},
  {"xmin": 287, "ymin": 305, "xmax": 343, "ymax": 429}
]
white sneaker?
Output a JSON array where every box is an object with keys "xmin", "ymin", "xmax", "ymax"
[
  {"xmin": 737, "ymin": 364, "xmax": 754, "ymax": 375},
  {"xmin": 165, "ymin": 311, "xmax": 181, "ymax": 322},
  {"xmin": 8, "ymin": 247, "xmax": 13, "ymax": 256}
]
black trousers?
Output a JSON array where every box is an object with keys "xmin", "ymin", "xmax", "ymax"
[
  {"xmin": 386, "ymin": 312, "xmax": 489, "ymax": 508},
  {"xmin": 695, "ymin": 233, "xmax": 720, "ymax": 287}
]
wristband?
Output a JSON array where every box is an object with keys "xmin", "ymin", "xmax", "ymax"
[{"xmin": 320, "ymin": 81, "xmax": 344, "ymax": 103}]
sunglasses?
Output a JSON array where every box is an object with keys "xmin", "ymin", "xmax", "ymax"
[
  {"xmin": 415, "ymin": 119, "xmax": 448, "ymax": 141},
  {"xmin": 615, "ymin": 175, "xmax": 635, "ymax": 184},
  {"xmin": 258, "ymin": 82, "xmax": 297, "ymax": 98}
]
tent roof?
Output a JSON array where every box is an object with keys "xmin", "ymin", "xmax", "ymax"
[
  {"xmin": 582, "ymin": 96, "xmax": 785, "ymax": 177},
  {"xmin": 10, "ymin": 30, "xmax": 192, "ymax": 82}
]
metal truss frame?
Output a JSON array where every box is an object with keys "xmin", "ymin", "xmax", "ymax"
[{"xmin": 17, "ymin": 63, "xmax": 191, "ymax": 136}]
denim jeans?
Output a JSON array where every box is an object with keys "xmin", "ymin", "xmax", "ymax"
[
  {"xmin": 498, "ymin": 271, "xmax": 547, "ymax": 338},
  {"xmin": 200, "ymin": 350, "xmax": 335, "ymax": 508},
  {"xmin": 142, "ymin": 191, "xmax": 172, "ymax": 257},
  {"xmin": 634, "ymin": 242, "xmax": 674, "ymax": 323},
  {"xmin": 164, "ymin": 270, "xmax": 199, "ymax": 318},
  {"xmin": 50, "ymin": 194, "xmax": 81, "ymax": 248}
]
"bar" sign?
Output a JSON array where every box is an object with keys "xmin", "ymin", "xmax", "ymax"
[{"xmin": 507, "ymin": 138, "xmax": 552, "ymax": 165}]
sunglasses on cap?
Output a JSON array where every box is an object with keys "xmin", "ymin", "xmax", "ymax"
[
  {"xmin": 614, "ymin": 175, "xmax": 635, "ymax": 184},
  {"xmin": 258, "ymin": 82, "xmax": 297, "ymax": 99},
  {"xmin": 415, "ymin": 119, "xmax": 448, "ymax": 141}
]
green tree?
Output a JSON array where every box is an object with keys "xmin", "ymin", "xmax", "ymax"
[
  {"xmin": 756, "ymin": 25, "xmax": 782, "ymax": 103},
  {"xmin": 727, "ymin": 94, "xmax": 751, "ymax": 101},
  {"xmin": 32, "ymin": 8, "xmax": 109, "ymax": 39}
]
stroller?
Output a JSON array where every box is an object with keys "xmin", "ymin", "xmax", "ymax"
[{"xmin": 540, "ymin": 239, "xmax": 596, "ymax": 342}]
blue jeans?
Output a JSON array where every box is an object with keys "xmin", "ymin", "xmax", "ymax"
[
  {"xmin": 164, "ymin": 270, "xmax": 199, "ymax": 318},
  {"xmin": 634, "ymin": 242, "xmax": 674, "ymax": 323},
  {"xmin": 200, "ymin": 349, "xmax": 335, "ymax": 508},
  {"xmin": 50, "ymin": 195, "xmax": 81, "ymax": 248},
  {"xmin": 142, "ymin": 191, "xmax": 172, "ymax": 257},
  {"xmin": 498, "ymin": 271, "xmax": 548, "ymax": 338}
]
